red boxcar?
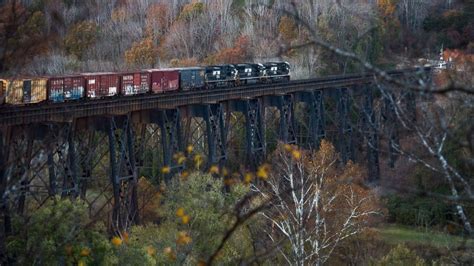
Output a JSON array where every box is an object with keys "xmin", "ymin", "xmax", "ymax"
[
  {"xmin": 120, "ymin": 72, "xmax": 150, "ymax": 96},
  {"xmin": 48, "ymin": 76, "xmax": 85, "ymax": 102},
  {"xmin": 147, "ymin": 69, "xmax": 180, "ymax": 94},
  {"xmin": 83, "ymin": 72, "xmax": 119, "ymax": 99}
]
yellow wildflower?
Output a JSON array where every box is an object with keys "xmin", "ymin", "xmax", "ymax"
[
  {"xmin": 176, "ymin": 207, "xmax": 185, "ymax": 217},
  {"xmin": 78, "ymin": 260, "xmax": 86, "ymax": 266},
  {"xmin": 181, "ymin": 215, "xmax": 190, "ymax": 225},
  {"xmin": 111, "ymin": 236, "xmax": 122, "ymax": 246},
  {"xmin": 284, "ymin": 144, "xmax": 293, "ymax": 152},
  {"xmin": 180, "ymin": 171, "xmax": 190, "ymax": 179}
]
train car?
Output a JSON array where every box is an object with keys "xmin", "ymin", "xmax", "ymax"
[
  {"xmin": 178, "ymin": 67, "xmax": 205, "ymax": 91},
  {"xmin": 263, "ymin": 61, "xmax": 291, "ymax": 82},
  {"xmin": 147, "ymin": 69, "xmax": 180, "ymax": 94},
  {"xmin": 120, "ymin": 72, "xmax": 150, "ymax": 96},
  {"xmin": 83, "ymin": 72, "xmax": 120, "ymax": 99},
  {"xmin": 205, "ymin": 64, "xmax": 237, "ymax": 88},
  {"xmin": 48, "ymin": 76, "xmax": 85, "ymax": 103},
  {"xmin": 4, "ymin": 78, "xmax": 47, "ymax": 104},
  {"xmin": 235, "ymin": 63, "xmax": 265, "ymax": 85}
]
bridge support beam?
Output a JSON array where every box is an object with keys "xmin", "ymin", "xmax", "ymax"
[
  {"xmin": 273, "ymin": 95, "xmax": 297, "ymax": 144},
  {"xmin": 155, "ymin": 109, "xmax": 183, "ymax": 183},
  {"xmin": 337, "ymin": 88, "xmax": 354, "ymax": 164},
  {"xmin": 383, "ymin": 92, "xmax": 400, "ymax": 168},
  {"xmin": 362, "ymin": 87, "xmax": 380, "ymax": 182},
  {"xmin": 305, "ymin": 90, "xmax": 326, "ymax": 148},
  {"xmin": 108, "ymin": 116, "xmax": 139, "ymax": 232}
]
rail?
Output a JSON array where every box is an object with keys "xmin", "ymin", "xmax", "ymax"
[{"xmin": 0, "ymin": 68, "xmax": 430, "ymax": 126}]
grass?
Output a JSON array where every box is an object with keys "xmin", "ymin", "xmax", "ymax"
[{"xmin": 376, "ymin": 224, "xmax": 474, "ymax": 249}]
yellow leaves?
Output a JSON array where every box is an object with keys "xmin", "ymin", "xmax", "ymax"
[
  {"xmin": 279, "ymin": 16, "xmax": 298, "ymax": 42},
  {"xmin": 181, "ymin": 215, "xmax": 190, "ymax": 225},
  {"xmin": 257, "ymin": 164, "xmax": 270, "ymax": 180},
  {"xmin": 146, "ymin": 245, "xmax": 156, "ymax": 257},
  {"xmin": 291, "ymin": 150, "xmax": 302, "ymax": 160},
  {"xmin": 173, "ymin": 152, "xmax": 186, "ymax": 165},
  {"xmin": 194, "ymin": 155, "xmax": 203, "ymax": 169},
  {"xmin": 180, "ymin": 170, "xmax": 190, "ymax": 180},
  {"xmin": 176, "ymin": 207, "xmax": 185, "ymax": 217},
  {"xmin": 176, "ymin": 231, "xmax": 192, "ymax": 245},
  {"xmin": 176, "ymin": 207, "xmax": 191, "ymax": 224},
  {"xmin": 80, "ymin": 247, "xmax": 91, "ymax": 257},
  {"xmin": 111, "ymin": 236, "xmax": 123, "ymax": 247},
  {"xmin": 209, "ymin": 165, "xmax": 219, "ymax": 174},
  {"xmin": 163, "ymin": 247, "xmax": 176, "ymax": 261},
  {"xmin": 161, "ymin": 166, "xmax": 171, "ymax": 174},
  {"xmin": 186, "ymin": 145, "xmax": 194, "ymax": 154},
  {"xmin": 244, "ymin": 172, "xmax": 254, "ymax": 184}
]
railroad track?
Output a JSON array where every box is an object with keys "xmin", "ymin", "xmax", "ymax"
[{"xmin": 0, "ymin": 68, "xmax": 430, "ymax": 126}]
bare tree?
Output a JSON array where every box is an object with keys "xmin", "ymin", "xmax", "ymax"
[{"xmin": 254, "ymin": 142, "xmax": 379, "ymax": 265}]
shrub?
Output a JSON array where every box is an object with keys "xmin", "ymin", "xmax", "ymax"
[{"xmin": 385, "ymin": 195, "xmax": 450, "ymax": 228}]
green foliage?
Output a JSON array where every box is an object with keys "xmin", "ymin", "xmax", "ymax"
[
  {"xmin": 385, "ymin": 195, "xmax": 450, "ymax": 228},
  {"xmin": 376, "ymin": 244, "xmax": 426, "ymax": 266},
  {"xmin": 159, "ymin": 172, "xmax": 253, "ymax": 263},
  {"xmin": 7, "ymin": 197, "xmax": 114, "ymax": 265}
]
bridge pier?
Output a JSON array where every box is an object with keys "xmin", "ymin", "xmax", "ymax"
[
  {"xmin": 267, "ymin": 95, "xmax": 297, "ymax": 145},
  {"xmin": 107, "ymin": 116, "xmax": 139, "ymax": 232},
  {"xmin": 337, "ymin": 88, "xmax": 354, "ymax": 164},
  {"xmin": 151, "ymin": 109, "xmax": 183, "ymax": 183},
  {"xmin": 302, "ymin": 90, "xmax": 326, "ymax": 148},
  {"xmin": 362, "ymin": 87, "xmax": 380, "ymax": 181}
]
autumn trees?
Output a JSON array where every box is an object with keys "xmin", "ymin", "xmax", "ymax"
[{"xmin": 255, "ymin": 141, "xmax": 379, "ymax": 265}]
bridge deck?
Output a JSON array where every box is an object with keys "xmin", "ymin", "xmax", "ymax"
[{"xmin": 0, "ymin": 69, "xmax": 427, "ymax": 126}]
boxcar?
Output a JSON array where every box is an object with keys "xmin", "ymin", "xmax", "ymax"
[
  {"xmin": 205, "ymin": 65, "xmax": 237, "ymax": 88},
  {"xmin": 83, "ymin": 72, "xmax": 119, "ymax": 99},
  {"xmin": 120, "ymin": 72, "xmax": 150, "ymax": 96},
  {"xmin": 4, "ymin": 78, "xmax": 47, "ymax": 104},
  {"xmin": 49, "ymin": 76, "xmax": 85, "ymax": 102},
  {"xmin": 178, "ymin": 67, "xmax": 205, "ymax": 91},
  {"xmin": 147, "ymin": 69, "xmax": 180, "ymax": 94}
]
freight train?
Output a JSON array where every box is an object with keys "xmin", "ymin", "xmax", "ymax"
[{"xmin": 0, "ymin": 62, "xmax": 290, "ymax": 105}]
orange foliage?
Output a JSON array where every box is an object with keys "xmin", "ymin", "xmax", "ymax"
[
  {"xmin": 124, "ymin": 38, "xmax": 158, "ymax": 67},
  {"xmin": 278, "ymin": 16, "xmax": 298, "ymax": 43},
  {"xmin": 206, "ymin": 35, "xmax": 251, "ymax": 64},
  {"xmin": 169, "ymin": 57, "xmax": 199, "ymax": 67},
  {"xmin": 145, "ymin": 3, "xmax": 170, "ymax": 39}
]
